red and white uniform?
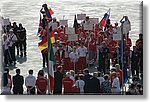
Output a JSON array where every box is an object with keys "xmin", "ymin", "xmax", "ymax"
[
  {"xmin": 76, "ymin": 46, "xmax": 88, "ymax": 73},
  {"xmin": 62, "ymin": 77, "xmax": 74, "ymax": 94},
  {"xmin": 69, "ymin": 51, "xmax": 79, "ymax": 73},
  {"xmin": 63, "ymin": 45, "xmax": 72, "ymax": 71},
  {"xmin": 36, "ymin": 77, "xmax": 48, "ymax": 94},
  {"xmin": 55, "ymin": 49, "xmax": 65, "ymax": 72}
]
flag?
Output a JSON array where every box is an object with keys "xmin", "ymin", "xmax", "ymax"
[
  {"xmin": 123, "ymin": 40, "xmax": 128, "ymax": 83},
  {"xmin": 38, "ymin": 31, "xmax": 55, "ymax": 51},
  {"xmin": 73, "ymin": 15, "xmax": 78, "ymax": 34},
  {"xmin": 48, "ymin": 26, "xmax": 56, "ymax": 94},
  {"xmin": 43, "ymin": 4, "xmax": 54, "ymax": 20},
  {"xmin": 48, "ymin": 6, "xmax": 54, "ymax": 15},
  {"xmin": 100, "ymin": 9, "xmax": 110, "ymax": 26},
  {"xmin": 38, "ymin": 35, "xmax": 48, "ymax": 51}
]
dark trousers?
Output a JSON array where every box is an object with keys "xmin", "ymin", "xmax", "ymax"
[
  {"xmin": 42, "ymin": 53, "xmax": 48, "ymax": 67},
  {"xmin": 131, "ymin": 63, "xmax": 139, "ymax": 77},
  {"xmin": 27, "ymin": 86, "xmax": 35, "ymax": 94},
  {"xmin": 4, "ymin": 49, "xmax": 12, "ymax": 65},
  {"xmin": 15, "ymin": 42, "xmax": 19, "ymax": 55},
  {"xmin": 9, "ymin": 45, "xmax": 16, "ymax": 61},
  {"xmin": 13, "ymin": 89, "xmax": 23, "ymax": 95},
  {"xmin": 19, "ymin": 41, "xmax": 27, "ymax": 56}
]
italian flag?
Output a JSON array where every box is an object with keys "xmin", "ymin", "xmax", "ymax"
[{"xmin": 48, "ymin": 26, "xmax": 56, "ymax": 94}]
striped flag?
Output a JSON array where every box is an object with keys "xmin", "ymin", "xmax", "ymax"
[
  {"xmin": 47, "ymin": 26, "xmax": 56, "ymax": 94},
  {"xmin": 43, "ymin": 4, "xmax": 54, "ymax": 20},
  {"xmin": 48, "ymin": 6, "xmax": 54, "ymax": 15},
  {"xmin": 38, "ymin": 31, "xmax": 55, "ymax": 51},
  {"xmin": 100, "ymin": 9, "xmax": 110, "ymax": 26}
]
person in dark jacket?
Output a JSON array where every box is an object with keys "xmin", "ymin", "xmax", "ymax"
[
  {"xmin": 131, "ymin": 46, "xmax": 140, "ymax": 77},
  {"xmin": 83, "ymin": 68, "xmax": 93, "ymax": 93},
  {"xmin": 17, "ymin": 23, "xmax": 27, "ymax": 57},
  {"xmin": 12, "ymin": 69, "xmax": 24, "ymax": 94},
  {"xmin": 90, "ymin": 72, "xmax": 100, "ymax": 93},
  {"xmin": 53, "ymin": 66, "xmax": 63, "ymax": 94},
  {"xmin": 12, "ymin": 22, "xmax": 19, "ymax": 55}
]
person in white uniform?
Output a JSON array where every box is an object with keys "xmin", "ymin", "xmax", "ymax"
[{"xmin": 8, "ymin": 29, "xmax": 18, "ymax": 65}]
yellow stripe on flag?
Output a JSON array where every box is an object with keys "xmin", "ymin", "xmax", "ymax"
[
  {"xmin": 51, "ymin": 37, "xmax": 55, "ymax": 44},
  {"xmin": 38, "ymin": 42, "xmax": 48, "ymax": 51}
]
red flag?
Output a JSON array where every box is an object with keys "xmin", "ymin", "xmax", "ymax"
[{"xmin": 100, "ymin": 9, "xmax": 110, "ymax": 26}]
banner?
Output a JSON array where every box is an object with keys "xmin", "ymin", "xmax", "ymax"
[
  {"xmin": 68, "ymin": 34, "xmax": 78, "ymax": 41},
  {"xmin": 90, "ymin": 18, "xmax": 99, "ymax": 24},
  {"xmin": 83, "ymin": 23, "xmax": 93, "ymax": 30},
  {"xmin": 77, "ymin": 14, "xmax": 86, "ymax": 20},
  {"xmin": 113, "ymin": 34, "xmax": 121, "ymax": 40},
  {"xmin": 52, "ymin": 22, "xmax": 58, "ymax": 30},
  {"xmin": 66, "ymin": 27, "xmax": 75, "ymax": 34},
  {"xmin": 60, "ymin": 20, "xmax": 68, "ymax": 26}
]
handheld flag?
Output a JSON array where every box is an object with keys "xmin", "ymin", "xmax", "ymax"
[
  {"xmin": 100, "ymin": 9, "xmax": 110, "ymax": 26},
  {"xmin": 73, "ymin": 15, "xmax": 78, "ymax": 34},
  {"xmin": 47, "ymin": 26, "xmax": 56, "ymax": 94}
]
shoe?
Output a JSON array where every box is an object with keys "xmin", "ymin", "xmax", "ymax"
[
  {"xmin": 4, "ymin": 64, "xmax": 9, "ymax": 67},
  {"xmin": 12, "ymin": 61, "xmax": 16, "ymax": 66},
  {"xmin": 24, "ymin": 52, "xmax": 27, "ymax": 56}
]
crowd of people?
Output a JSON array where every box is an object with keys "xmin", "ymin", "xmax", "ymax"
[
  {"xmin": 1, "ymin": 21, "xmax": 27, "ymax": 67},
  {"xmin": 39, "ymin": 15, "xmax": 143, "ymax": 77},
  {"xmin": 1, "ymin": 65, "xmax": 143, "ymax": 95},
  {"xmin": 1, "ymin": 11, "xmax": 143, "ymax": 95}
]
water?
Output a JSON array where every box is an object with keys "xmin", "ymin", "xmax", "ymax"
[{"xmin": 0, "ymin": 0, "xmax": 142, "ymax": 93}]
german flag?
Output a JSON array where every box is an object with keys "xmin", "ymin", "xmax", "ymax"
[{"xmin": 38, "ymin": 31, "xmax": 55, "ymax": 51}]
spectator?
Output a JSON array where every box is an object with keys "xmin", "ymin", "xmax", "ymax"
[
  {"xmin": 111, "ymin": 72, "xmax": 121, "ymax": 94},
  {"xmin": 25, "ymin": 69, "xmax": 36, "ymax": 94},
  {"xmin": 91, "ymin": 72, "xmax": 100, "ymax": 93},
  {"xmin": 83, "ymin": 68, "xmax": 93, "ymax": 93},
  {"xmin": 8, "ymin": 29, "xmax": 18, "ymax": 66},
  {"xmin": 12, "ymin": 69, "xmax": 24, "ymax": 94},
  {"xmin": 17, "ymin": 23, "xmax": 27, "ymax": 57},
  {"xmin": 62, "ymin": 72, "xmax": 74, "ymax": 94},
  {"xmin": 75, "ymin": 74, "xmax": 85, "ymax": 94},
  {"xmin": 53, "ymin": 66, "xmax": 63, "ymax": 94},
  {"xmin": 131, "ymin": 46, "xmax": 140, "ymax": 77},
  {"xmin": 101, "ymin": 74, "xmax": 112, "ymax": 94},
  {"xmin": 2, "ymin": 34, "xmax": 12, "ymax": 67},
  {"xmin": 36, "ymin": 70, "xmax": 48, "ymax": 94},
  {"xmin": 1, "ymin": 71, "xmax": 11, "ymax": 95},
  {"xmin": 128, "ymin": 83, "xmax": 140, "ymax": 95}
]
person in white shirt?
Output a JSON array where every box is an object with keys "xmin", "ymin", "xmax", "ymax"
[
  {"xmin": 2, "ymin": 34, "xmax": 12, "ymax": 66},
  {"xmin": 97, "ymin": 72, "xmax": 105, "ymax": 86},
  {"xmin": 76, "ymin": 42, "xmax": 88, "ymax": 73},
  {"xmin": 75, "ymin": 74, "xmax": 85, "ymax": 94},
  {"xmin": 69, "ymin": 47, "xmax": 79, "ymax": 73},
  {"xmin": 111, "ymin": 72, "xmax": 121, "ymax": 94},
  {"xmin": 25, "ymin": 70, "xmax": 36, "ymax": 94},
  {"xmin": 69, "ymin": 47, "xmax": 79, "ymax": 63},
  {"xmin": 8, "ymin": 29, "xmax": 17, "ymax": 65}
]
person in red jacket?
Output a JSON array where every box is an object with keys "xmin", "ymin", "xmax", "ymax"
[
  {"xmin": 4, "ymin": 68, "xmax": 12, "ymax": 90},
  {"xmin": 125, "ymin": 33, "xmax": 132, "ymax": 67},
  {"xmin": 85, "ymin": 33, "xmax": 97, "ymax": 62},
  {"xmin": 36, "ymin": 70, "xmax": 48, "ymax": 94},
  {"xmin": 55, "ymin": 44, "xmax": 65, "ymax": 72},
  {"xmin": 115, "ymin": 64, "xmax": 122, "ymax": 87},
  {"xmin": 62, "ymin": 72, "xmax": 74, "ymax": 94}
]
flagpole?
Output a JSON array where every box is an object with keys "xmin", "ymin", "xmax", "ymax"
[
  {"xmin": 120, "ymin": 17, "xmax": 124, "ymax": 95},
  {"xmin": 47, "ymin": 21, "xmax": 51, "ymax": 95}
]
